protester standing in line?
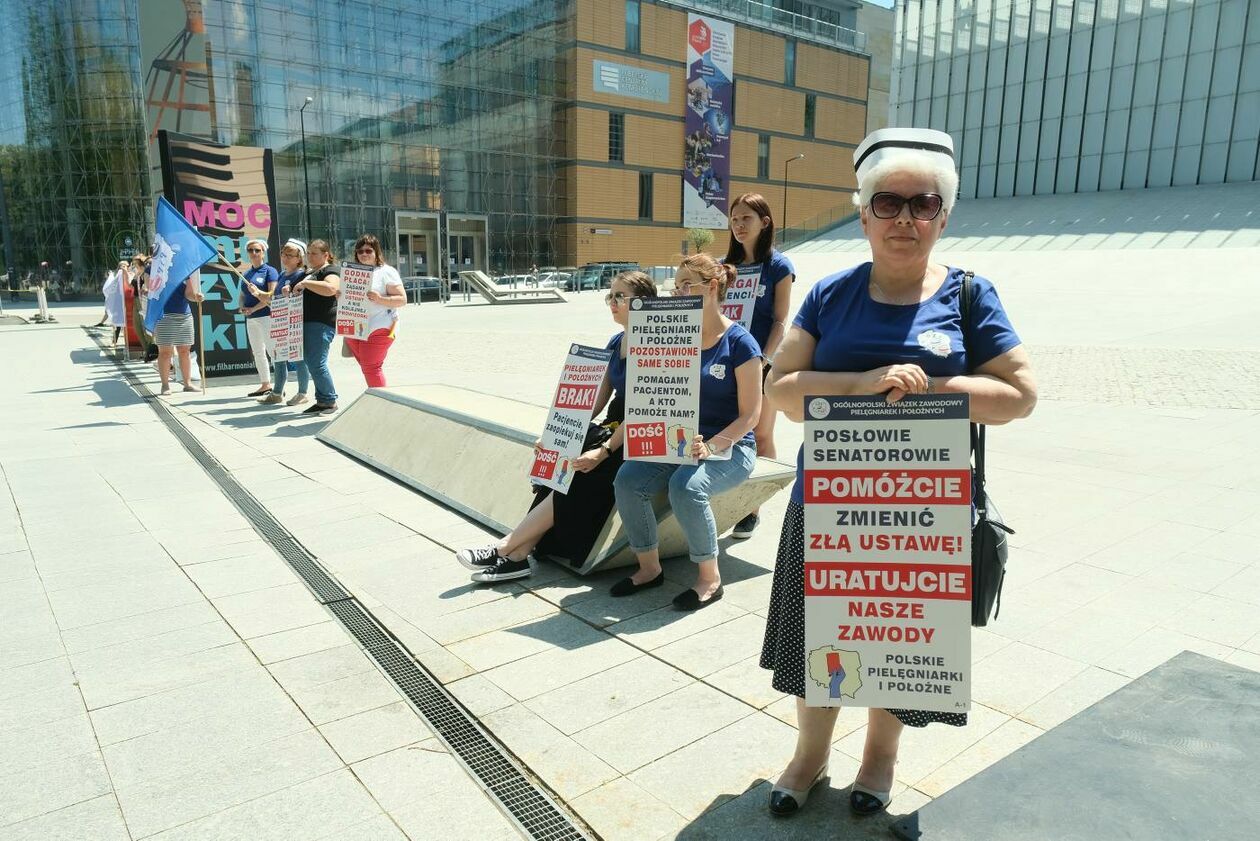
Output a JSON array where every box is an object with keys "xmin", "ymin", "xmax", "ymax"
[
  {"xmin": 153, "ymin": 266, "xmax": 205, "ymax": 396},
  {"xmin": 101, "ymin": 260, "xmax": 129, "ymax": 347},
  {"xmin": 260, "ymin": 238, "xmax": 312, "ymax": 406},
  {"xmin": 291, "ymin": 239, "xmax": 340, "ymax": 415},
  {"xmin": 240, "ymin": 238, "xmax": 280, "ymax": 397},
  {"xmin": 610, "ymin": 254, "xmax": 762, "ymax": 610},
  {"xmin": 723, "ymin": 192, "xmax": 795, "ymax": 540},
  {"xmin": 759, "ymin": 128, "xmax": 1037, "ymax": 819},
  {"xmin": 130, "ymin": 255, "xmax": 156, "ymax": 360},
  {"xmin": 344, "ymin": 234, "xmax": 406, "ymax": 388},
  {"xmin": 456, "ymin": 271, "xmax": 659, "ymax": 584}
]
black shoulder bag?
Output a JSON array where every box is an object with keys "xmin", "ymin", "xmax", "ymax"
[{"xmin": 961, "ymin": 273, "xmax": 1015, "ymax": 627}]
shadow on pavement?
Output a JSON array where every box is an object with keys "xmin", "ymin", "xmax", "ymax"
[{"xmin": 677, "ymin": 782, "xmax": 906, "ymax": 840}]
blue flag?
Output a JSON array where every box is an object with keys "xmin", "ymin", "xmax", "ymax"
[{"xmin": 144, "ymin": 196, "xmax": 219, "ymax": 332}]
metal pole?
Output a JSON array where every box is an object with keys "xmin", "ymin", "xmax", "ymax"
[
  {"xmin": 782, "ymin": 153, "xmax": 805, "ymax": 237},
  {"xmin": 300, "ymin": 97, "xmax": 314, "ymax": 239}
]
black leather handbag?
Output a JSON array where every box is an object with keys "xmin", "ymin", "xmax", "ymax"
[{"xmin": 961, "ymin": 273, "xmax": 1015, "ymax": 627}]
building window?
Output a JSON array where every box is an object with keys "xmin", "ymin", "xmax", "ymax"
[
  {"xmin": 804, "ymin": 94, "xmax": 816, "ymax": 138},
  {"xmin": 626, "ymin": 0, "xmax": 641, "ymax": 53},
  {"xmin": 757, "ymin": 134, "xmax": 770, "ymax": 179},
  {"xmin": 609, "ymin": 112, "xmax": 625, "ymax": 162},
  {"xmin": 785, "ymin": 40, "xmax": 796, "ymax": 86},
  {"xmin": 639, "ymin": 172, "xmax": 653, "ymax": 219}
]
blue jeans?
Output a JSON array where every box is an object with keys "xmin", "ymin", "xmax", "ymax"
[
  {"xmin": 272, "ymin": 359, "xmax": 309, "ymax": 396},
  {"xmin": 302, "ymin": 322, "xmax": 337, "ymax": 405},
  {"xmin": 613, "ymin": 440, "xmax": 756, "ymax": 564}
]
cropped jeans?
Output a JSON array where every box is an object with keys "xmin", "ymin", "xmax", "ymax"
[
  {"xmin": 613, "ymin": 440, "xmax": 756, "ymax": 564},
  {"xmin": 302, "ymin": 321, "xmax": 337, "ymax": 405}
]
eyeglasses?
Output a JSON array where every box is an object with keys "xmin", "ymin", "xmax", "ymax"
[
  {"xmin": 673, "ymin": 280, "xmax": 709, "ymax": 295},
  {"xmin": 868, "ymin": 192, "xmax": 944, "ymax": 221},
  {"xmin": 247, "ymin": 247, "xmax": 263, "ymax": 254},
  {"xmin": 604, "ymin": 291, "xmax": 633, "ymax": 306}
]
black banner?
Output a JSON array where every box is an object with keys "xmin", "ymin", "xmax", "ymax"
[{"xmin": 158, "ymin": 130, "xmax": 281, "ymax": 377}]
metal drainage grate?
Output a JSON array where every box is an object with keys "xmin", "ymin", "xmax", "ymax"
[
  {"xmin": 93, "ymin": 335, "xmax": 592, "ymax": 841},
  {"xmin": 329, "ymin": 600, "xmax": 590, "ymax": 841}
]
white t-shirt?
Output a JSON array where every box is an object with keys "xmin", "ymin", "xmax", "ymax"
[{"xmin": 366, "ymin": 265, "xmax": 403, "ymax": 333}]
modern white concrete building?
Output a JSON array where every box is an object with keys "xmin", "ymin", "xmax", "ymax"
[{"xmin": 888, "ymin": 0, "xmax": 1260, "ymax": 199}]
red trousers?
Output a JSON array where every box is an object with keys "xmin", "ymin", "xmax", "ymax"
[{"xmin": 346, "ymin": 326, "xmax": 395, "ymax": 387}]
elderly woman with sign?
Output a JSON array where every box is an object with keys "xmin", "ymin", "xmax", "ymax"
[{"xmin": 759, "ymin": 128, "xmax": 1037, "ymax": 817}]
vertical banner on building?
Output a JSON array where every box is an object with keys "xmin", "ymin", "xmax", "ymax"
[
  {"xmin": 530, "ymin": 344, "xmax": 615, "ymax": 494},
  {"xmin": 269, "ymin": 293, "xmax": 304, "ymax": 362},
  {"xmin": 158, "ymin": 131, "xmax": 280, "ymax": 377},
  {"xmin": 721, "ymin": 265, "xmax": 760, "ymax": 331},
  {"xmin": 337, "ymin": 263, "xmax": 373, "ymax": 338},
  {"xmin": 683, "ymin": 14, "xmax": 734, "ymax": 229},
  {"xmin": 624, "ymin": 297, "xmax": 702, "ymax": 464},
  {"xmin": 803, "ymin": 395, "xmax": 972, "ymax": 713}
]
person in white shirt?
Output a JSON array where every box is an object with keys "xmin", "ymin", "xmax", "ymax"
[{"xmin": 345, "ymin": 234, "xmax": 406, "ymax": 387}]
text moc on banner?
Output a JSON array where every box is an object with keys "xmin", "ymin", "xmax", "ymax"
[
  {"xmin": 269, "ymin": 293, "xmax": 292, "ymax": 361},
  {"xmin": 530, "ymin": 344, "xmax": 615, "ymax": 494},
  {"xmin": 337, "ymin": 262, "xmax": 373, "ymax": 338},
  {"xmin": 802, "ymin": 394, "xmax": 973, "ymax": 713},
  {"xmin": 286, "ymin": 293, "xmax": 304, "ymax": 361},
  {"xmin": 624, "ymin": 296, "xmax": 702, "ymax": 464},
  {"xmin": 720, "ymin": 264, "xmax": 760, "ymax": 332}
]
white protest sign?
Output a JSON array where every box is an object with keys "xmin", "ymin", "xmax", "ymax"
[
  {"xmin": 529, "ymin": 344, "xmax": 615, "ymax": 494},
  {"xmin": 803, "ymin": 394, "xmax": 972, "ymax": 713},
  {"xmin": 720, "ymin": 264, "xmax": 760, "ymax": 332},
  {"xmin": 624, "ymin": 296, "xmax": 702, "ymax": 464},
  {"xmin": 268, "ymin": 292, "xmax": 305, "ymax": 362},
  {"xmin": 287, "ymin": 292, "xmax": 304, "ymax": 361},
  {"xmin": 337, "ymin": 262, "xmax": 372, "ymax": 338}
]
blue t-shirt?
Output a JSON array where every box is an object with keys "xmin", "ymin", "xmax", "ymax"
[
  {"xmin": 243, "ymin": 264, "xmax": 279, "ymax": 318},
  {"xmin": 788, "ymin": 263, "xmax": 1022, "ymax": 502},
  {"xmin": 733, "ymin": 249, "xmax": 795, "ymax": 351},
  {"xmin": 163, "ymin": 279, "xmax": 191, "ymax": 315},
  {"xmin": 699, "ymin": 323, "xmax": 761, "ymax": 441},
  {"xmin": 276, "ymin": 268, "xmax": 304, "ymax": 293},
  {"xmin": 606, "ymin": 332, "xmax": 627, "ymax": 399}
]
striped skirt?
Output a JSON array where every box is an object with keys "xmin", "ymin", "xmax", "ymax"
[{"xmin": 154, "ymin": 313, "xmax": 194, "ymax": 347}]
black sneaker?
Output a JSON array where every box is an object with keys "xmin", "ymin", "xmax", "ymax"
[
  {"xmin": 303, "ymin": 403, "xmax": 337, "ymax": 416},
  {"xmin": 731, "ymin": 513, "xmax": 760, "ymax": 540},
  {"xmin": 471, "ymin": 557, "xmax": 533, "ymax": 583},
  {"xmin": 456, "ymin": 545, "xmax": 501, "ymax": 570}
]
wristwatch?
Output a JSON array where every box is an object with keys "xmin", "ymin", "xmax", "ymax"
[{"xmin": 599, "ymin": 442, "xmax": 612, "ymax": 457}]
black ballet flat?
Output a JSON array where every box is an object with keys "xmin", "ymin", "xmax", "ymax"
[
  {"xmin": 610, "ymin": 571, "xmax": 665, "ymax": 597},
  {"xmin": 849, "ymin": 783, "xmax": 892, "ymax": 815},
  {"xmin": 672, "ymin": 585, "xmax": 723, "ymax": 611}
]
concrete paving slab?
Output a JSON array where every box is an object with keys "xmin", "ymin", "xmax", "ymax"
[
  {"xmin": 525, "ymin": 655, "xmax": 693, "ymax": 736},
  {"xmin": 0, "ymin": 794, "xmax": 129, "ymax": 841}
]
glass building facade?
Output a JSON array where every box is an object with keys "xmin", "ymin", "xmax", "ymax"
[{"xmin": 889, "ymin": 0, "xmax": 1260, "ymax": 199}]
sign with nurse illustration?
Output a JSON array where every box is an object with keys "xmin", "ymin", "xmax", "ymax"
[
  {"xmin": 802, "ymin": 394, "xmax": 973, "ymax": 712},
  {"xmin": 624, "ymin": 296, "xmax": 702, "ymax": 464},
  {"xmin": 683, "ymin": 13, "xmax": 734, "ymax": 229},
  {"xmin": 531, "ymin": 344, "xmax": 614, "ymax": 494}
]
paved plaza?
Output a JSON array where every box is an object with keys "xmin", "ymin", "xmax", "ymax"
[{"xmin": 3, "ymin": 190, "xmax": 1260, "ymax": 840}]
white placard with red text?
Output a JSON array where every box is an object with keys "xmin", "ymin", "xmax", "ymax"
[
  {"xmin": 624, "ymin": 296, "xmax": 702, "ymax": 464},
  {"xmin": 336, "ymin": 262, "xmax": 373, "ymax": 338},
  {"xmin": 720, "ymin": 264, "xmax": 759, "ymax": 333},
  {"xmin": 268, "ymin": 292, "xmax": 304, "ymax": 362},
  {"xmin": 529, "ymin": 344, "xmax": 614, "ymax": 494},
  {"xmin": 803, "ymin": 395, "xmax": 972, "ymax": 712}
]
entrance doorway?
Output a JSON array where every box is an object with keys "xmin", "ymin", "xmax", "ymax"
[
  {"xmin": 395, "ymin": 211, "xmax": 440, "ymax": 279},
  {"xmin": 446, "ymin": 215, "xmax": 488, "ymax": 279}
]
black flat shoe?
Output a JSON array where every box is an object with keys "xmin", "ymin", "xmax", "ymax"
[
  {"xmin": 769, "ymin": 764, "xmax": 829, "ymax": 817},
  {"xmin": 247, "ymin": 386, "xmax": 272, "ymax": 397},
  {"xmin": 849, "ymin": 783, "xmax": 892, "ymax": 815},
  {"xmin": 609, "ymin": 571, "xmax": 665, "ymax": 597},
  {"xmin": 673, "ymin": 585, "xmax": 723, "ymax": 611}
]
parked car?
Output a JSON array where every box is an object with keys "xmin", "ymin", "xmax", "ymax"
[
  {"xmin": 567, "ymin": 262, "xmax": 640, "ymax": 291},
  {"xmin": 494, "ymin": 274, "xmax": 534, "ymax": 288},
  {"xmin": 647, "ymin": 265, "xmax": 677, "ymax": 290},
  {"xmin": 536, "ymin": 271, "xmax": 571, "ymax": 289},
  {"xmin": 402, "ymin": 275, "xmax": 444, "ymax": 303}
]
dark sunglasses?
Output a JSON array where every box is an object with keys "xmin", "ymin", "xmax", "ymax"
[
  {"xmin": 247, "ymin": 247, "xmax": 263, "ymax": 253},
  {"xmin": 869, "ymin": 192, "xmax": 944, "ymax": 221}
]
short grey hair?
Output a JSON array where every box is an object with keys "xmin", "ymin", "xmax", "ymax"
[{"xmin": 851, "ymin": 151, "xmax": 959, "ymax": 214}]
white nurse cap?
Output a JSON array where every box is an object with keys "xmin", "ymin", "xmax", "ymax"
[{"xmin": 853, "ymin": 128, "xmax": 955, "ymax": 182}]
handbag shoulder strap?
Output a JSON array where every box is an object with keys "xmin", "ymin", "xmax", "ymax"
[{"xmin": 959, "ymin": 271, "xmax": 987, "ymax": 490}]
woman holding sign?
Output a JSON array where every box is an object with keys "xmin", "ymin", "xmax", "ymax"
[
  {"xmin": 260, "ymin": 239, "xmax": 311, "ymax": 406},
  {"xmin": 344, "ymin": 234, "xmax": 406, "ymax": 387},
  {"xmin": 610, "ymin": 254, "xmax": 762, "ymax": 610},
  {"xmin": 759, "ymin": 128, "xmax": 1037, "ymax": 817},
  {"xmin": 456, "ymin": 272, "xmax": 659, "ymax": 583},
  {"xmin": 724, "ymin": 192, "xmax": 795, "ymax": 540},
  {"xmin": 291, "ymin": 239, "xmax": 340, "ymax": 416},
  {"xmin": 240, "ymin": 239, "xmax": 280, "ymax": 398}
]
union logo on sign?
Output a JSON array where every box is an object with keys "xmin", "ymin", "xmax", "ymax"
[{"xmin": 688, "ymin": 19, "xmax": 711, "ymax": 54}]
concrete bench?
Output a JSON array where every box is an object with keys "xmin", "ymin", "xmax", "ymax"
[
  {"xmin": 317, "ymin": 384, "xmax": 795, "ymax": 574},
  {"xmin": 458, "ymin": 271, "xmax": 566, "ymax": 304}
]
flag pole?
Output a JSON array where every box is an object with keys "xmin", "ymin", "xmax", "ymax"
[{"xmin": 197, "ymin": 299, "xmax": 207, "ymax": 393}]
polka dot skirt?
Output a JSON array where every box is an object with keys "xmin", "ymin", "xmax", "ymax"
[{"xmin": 758, "ymin": 500, "xmax": 967, "ymax": 729}]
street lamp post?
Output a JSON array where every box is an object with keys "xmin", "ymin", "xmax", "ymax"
[
  {"xmin": 782, "ymin": 153, "xmax": 805, "ymax": 237},
  {"xmin": 299, "ymin": 96, "xmax": 314, "ymax": 239}
]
